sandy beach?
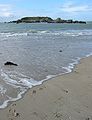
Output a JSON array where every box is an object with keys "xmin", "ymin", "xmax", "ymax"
[{"xmin": 0, "ymin": 56, "xmax": 92, "ymax": 120}]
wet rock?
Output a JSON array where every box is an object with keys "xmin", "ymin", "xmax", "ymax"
[
  {"xmin": 4, "ymin": 62, "xmax": 18, "ymax": 66},
  {"xmin": 59, "ymin": 50, "xmax": 62, "ymax": 52}
]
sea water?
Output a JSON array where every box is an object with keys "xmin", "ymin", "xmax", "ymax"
[{"xmin": 0, "ymin": 22, "xmax": 92, "ymax": 108}]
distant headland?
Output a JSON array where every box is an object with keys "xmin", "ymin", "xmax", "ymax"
[{"xmin": 9, "ymin": 17, "xmax": 86, "ymax": 24}]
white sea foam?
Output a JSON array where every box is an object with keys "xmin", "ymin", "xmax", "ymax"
[
  {"xmin": 1, "ymin": 70, "xmax": 55, "ymax": 89},
  {"xmin": 0, "ymin": 85, "xmax": 7, "ymax": 95},
  {"xmin": 62, "ymin": 57, "xmax": 81, "ymax": 74},
  {"xmin": 1, "ymin": 70, "xmax": 35, "ymax": 88},
  {"xmin": 0, "ymin": 89, "xmax": 26, "ymax": 109},
  {"xmin": 55, "ymin": 30, "xmax": 92, "ymax": 36},
  {"xmin": 86, "ymin": 53, "xmax": 92, "ymax": 57},
  {"xmin": 28, "ymin": 30, "xmax": 49, "ymax": 34},
  {"xmin": 1, "ymin": 71, "xmax": 19, "ymax": 85},
  {"xmin": 0, "ymin": 32, "xmax": 27, "ymax": 38},
  {"xmin": 0, "ymin": 29, "xmax": 92, "ymax": 38}
]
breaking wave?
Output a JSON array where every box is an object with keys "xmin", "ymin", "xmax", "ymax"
[{"xmin": 0, "ymin": 29, "xmax": 92, "ymax": 37}]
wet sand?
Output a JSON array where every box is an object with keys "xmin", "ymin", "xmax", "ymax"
[{"xmin": 0, "ymin": 56, "xmax": 92, "ymax": 120}]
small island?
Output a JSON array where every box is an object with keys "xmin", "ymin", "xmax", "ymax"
[{"xmin": 9, "ymin": 17, "xmax": 86, "ymax": 24}]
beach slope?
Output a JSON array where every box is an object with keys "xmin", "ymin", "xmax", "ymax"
[{"xmin": 0, "ymin": 56, "xmax": 92, "ymax": 120}]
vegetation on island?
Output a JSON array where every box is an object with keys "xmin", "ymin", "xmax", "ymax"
[{"xmin": 9, "ymin": 17, "xmax": 86, "ymax": 24}]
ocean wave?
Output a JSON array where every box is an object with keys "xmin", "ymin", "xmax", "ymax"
[
  {"xmin": 0, "ymin": 32, "xmax": 27, "ymax": 38},
  {"xmin": 27, "ymin": 29, "xmax": 92, "ymax": 36},
  {"xmin": 0, "ymin": 29, "xmax": 92, "ymax": 38},
  {"xmin": 28, "ymin": 30, "xmax": 49, "ymax": 33},
  {"xmin": 52, "ymin": 30, "xmax": 92, "ymax": 36},
  {"xmin": 1, "ymin": 70, "xmax": 42, "ymax": 88}
]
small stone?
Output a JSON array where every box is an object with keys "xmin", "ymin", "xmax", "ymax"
[
  {"xmin": 59, "ymin": 50, "xmax": 62, "ymax": 52},
  {"xmin": 66, "ymin": 90, "xmax": 68, "ymax": 93},
  {"xmin": 64, "ymin": 90, "xmax": 68, "ymax": 93}
]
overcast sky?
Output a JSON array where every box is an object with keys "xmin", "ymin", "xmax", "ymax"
[{"xmin": 0, "ymin": 0, "xmax": 92, "ymax": 21}]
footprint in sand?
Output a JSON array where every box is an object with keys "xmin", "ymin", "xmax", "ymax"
[
  {"xmin": 54, "ymin": 96, "xmax": 65, "ymax": 107},
  {"xmin": 39, "ymin": 86, "xmax": 46, "ymax": 90},
  {"xmin": 8, "ymin": 107, "xmax": 20, "ymax": 120},
  {"xmin": 31, "ymin": 111, "xmax": 48, "ymax": 120},
  {"xmin": 85, "ymin": 116, "xmax": 92, "ymax": 120},
  {"xmin": 32, "ymin": 90, "xmax": 36, "ymax": 94},
  {"xmin": 50, "ymin": 111, "xmax": 71, "ymax": 120}
]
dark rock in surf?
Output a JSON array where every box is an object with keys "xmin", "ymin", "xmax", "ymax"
[
  {"xmin": 4, "ymin": 62, "xmax": 18, "ymax": 66},
  {"xmin": 59, "ymin": 50, "xmax": 62, "ymax": 52}
]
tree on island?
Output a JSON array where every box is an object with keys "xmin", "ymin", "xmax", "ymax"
[{"xmin": 55, "ymin": 18, "xmax": 62, "ymax": 23}]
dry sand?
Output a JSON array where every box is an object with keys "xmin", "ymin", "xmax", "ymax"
[{"xmin": 0, "ymin": 56, "xmax": 92, "ymax": 120}]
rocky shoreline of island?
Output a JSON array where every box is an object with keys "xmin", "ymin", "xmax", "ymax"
[{"xmin": 9, "ymin": 17, "xmax": 86, "ymax": 24}]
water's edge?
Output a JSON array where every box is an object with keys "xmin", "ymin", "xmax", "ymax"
[{"xmin": 0, "ymin": 52, "xmax": 92, "ymax": 110}]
